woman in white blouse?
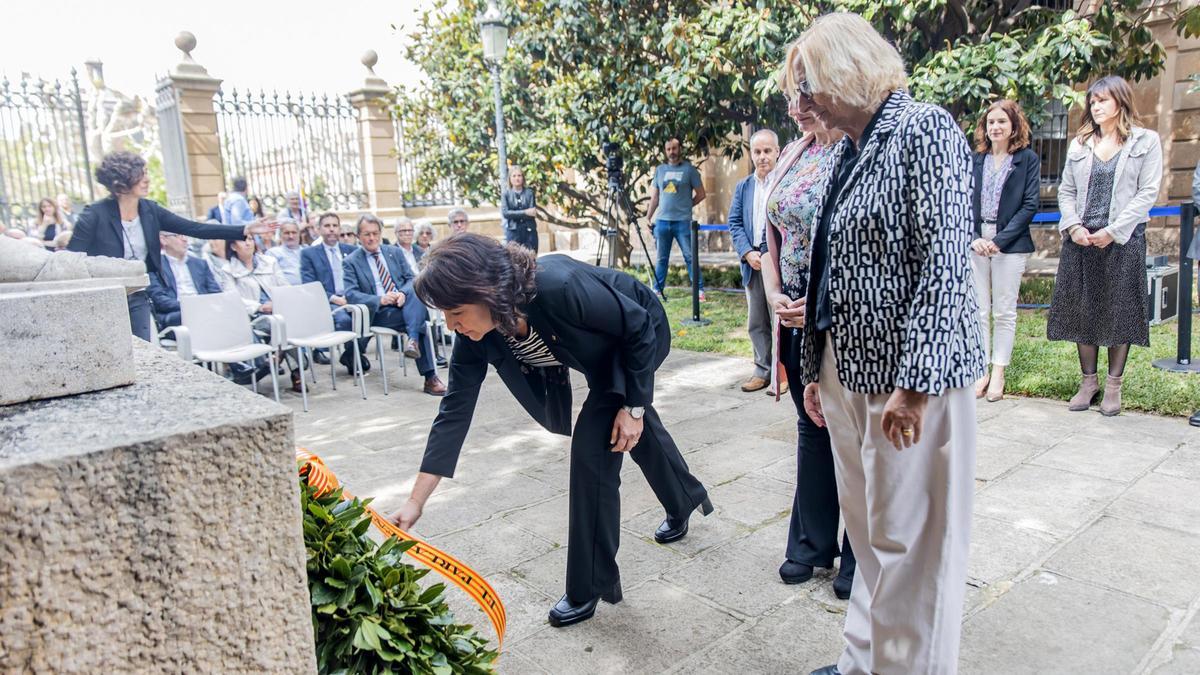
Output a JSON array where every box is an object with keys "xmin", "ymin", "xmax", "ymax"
[
  {"xmin": 221, "ymin": 233, "xmax": 305, "ymax": 390},
  {"xmin": 222, "ymin": 234, "xmax": 289, "ymax": 315}
]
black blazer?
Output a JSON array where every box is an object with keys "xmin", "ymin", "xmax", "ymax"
[
  {"xmin": 67, "ymin": 197, "xmax": 248, "ymax": 275},
  {"xmin": 419, "ymin": 255, "xmax": 670, "ymax": 478},
  {"xmin": 971, "ymin": 147, "xmax": 1040, "ymax": 254}
]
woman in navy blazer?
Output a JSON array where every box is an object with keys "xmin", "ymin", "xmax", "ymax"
[
  {"xmin": 969, "ymin": 100, "xmax": 1041, "ymax": 401},
  {"xmin": 68, "ymin": 151, "xmax": 275, "ymax": 340},
  {"xmin": 388, "ymin": 234, "xmax": 711, "ymax": 628}
]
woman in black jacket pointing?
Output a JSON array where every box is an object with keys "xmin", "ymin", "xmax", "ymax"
[
  {"xmin": 388, "ymin": 233, "xmax": 712, "ymax": 627},
  {"xmin": 68, "ymin": 151, "xmax": 276, "ymax": 341}
]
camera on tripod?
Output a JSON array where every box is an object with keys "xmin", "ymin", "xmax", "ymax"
[{"xmin": 602, "ymin": 139, "xmax": 623, "ymax": 188}]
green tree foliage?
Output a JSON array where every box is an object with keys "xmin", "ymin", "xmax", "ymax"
[
  {"xmin": 301, "ymin": 479, "xmax": 497, "ymax": 674},
  {"xmin": 395, "ymin": 0, "xmax": 1179, "ymax": 234}
]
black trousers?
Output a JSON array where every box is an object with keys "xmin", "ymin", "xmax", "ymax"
[
  {"xmin": 781, "ymin": 329, "xmax": 856, "ymax": 574},
  {"xmin": 566, "ymin": 390, "xmax": 708, "ymax": 602},
  {"xmin": 127, "ymin": 291, "xmax": 153, "ymax": 342},
  {"xmin": 505, "ymin": 225, "xmax": 539, "ymax": 253}
]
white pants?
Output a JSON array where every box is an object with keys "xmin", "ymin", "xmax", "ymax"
[
  {"xmin": 820, "ymin": 342, "xmax": 975, "ymax": 675},
  {"xmin": 970, "ymin": 249, "xmax": 1027, "ymax": 367}
]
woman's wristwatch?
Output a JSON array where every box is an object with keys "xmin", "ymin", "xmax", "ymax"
[{"xmin": 623, "ymin": 406, "xmax": 645, "ymax": 419}]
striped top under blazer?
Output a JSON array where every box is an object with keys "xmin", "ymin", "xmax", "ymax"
[{"xmin": 797, "ymin": 90, "xmax": 987, "ymax": 396}]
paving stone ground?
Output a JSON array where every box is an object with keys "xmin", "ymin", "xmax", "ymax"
[{"xmin": 285, "ymin": 345, "xmax": 1200, "ymax": 674}]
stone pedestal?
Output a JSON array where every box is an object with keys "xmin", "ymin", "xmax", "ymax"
[
  {"xmin": 0, "ymin": 283, "xmax": 136, "ymax": 405},
  {"xmin": 349, "ymin": 50, "xmax": 403, "ymax": 211},
  {"xmin": 0, "ymin": 340, "xmax": 315, "ymax": 673}
]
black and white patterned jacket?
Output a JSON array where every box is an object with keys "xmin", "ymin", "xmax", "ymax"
[{"xmin": 799, "ymin": 91, "xmax": 986, "ymax": 396}]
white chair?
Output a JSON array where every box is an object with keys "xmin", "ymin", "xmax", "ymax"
[
  {"xmin": 271, "ymin": 282, "xmax": 367, "ymax": 412},
  {"xmin": 429, "ymin": 308, "xmax": 455, "ymax": 360},
  {"xmin": 370, "ymin": 316, "xmax": 439, "ymax": 395},
  {"xmin": 162, "ymin": 291, "xmax": 283, "ymax": 402}
]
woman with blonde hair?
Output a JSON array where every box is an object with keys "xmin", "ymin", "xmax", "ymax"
[
  {"xmin": 789, "ymin": 12, "xmax": 985, "ymax": 675},
  {"xmin": 1048, "ymin": 75, "xmax": 1161, "ymax": 416},
  {"xmin": 970, "ymin": 100, "xmax": 1041, "ymax": 401}
]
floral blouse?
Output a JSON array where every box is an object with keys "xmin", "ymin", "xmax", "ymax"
[
  {"xmin": 980, "ymin": 152, "xmax": 1013, "ymax": 224},
  {"xmin": 765, "ymin": 141, "xmax": 836, "ymax": 300}
]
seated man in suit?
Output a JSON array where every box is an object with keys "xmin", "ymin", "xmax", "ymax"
[
  {"xmin": 147, "ymin": 231, "xmax": 223, "ymax": 329},
  {"xmin": 343, "ymin": 214, "xmax": 446, "ymax": 396},
  {"xmin": 300, "ymin": 211, "xmax": 358, "ymax": 367}
]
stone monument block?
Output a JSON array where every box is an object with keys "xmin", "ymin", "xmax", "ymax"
[
  {"xmin": 0, "ymin": 341, "xmax": 316, "ymax": 673},
  {"xmin": 0, "ymin": 285, "xmax": 135, "ymax": 405}
]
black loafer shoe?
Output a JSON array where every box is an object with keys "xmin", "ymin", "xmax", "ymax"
[
  {"xmin": 832, "ymin": 572, "xmax": 853, "ymax": 600},
  {"xmin": 313, "ymin": 350, "xmax": 331, "ymax": 365},
  {"xmin": 654, "ymin": 497, "xmax": 714, "ymax": 543},
  {"xmin": 548, "ymin": 579, "xmax": 622, "ymax": 628},
  {"xmin": 779, "ymin": 560, "xmax": 814, "ymax": 585},
  {"xmin": 809, "ymin": 666, "xmax": 839, "ymax": 675}
]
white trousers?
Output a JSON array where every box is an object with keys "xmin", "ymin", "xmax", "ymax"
[
  {"xmin": 970, "ymin": 250, "xmax": 1027, "ymax": 366},
  {"xmin": 819, "ymin": 342, "xmax": 975, "ymax": 675}
]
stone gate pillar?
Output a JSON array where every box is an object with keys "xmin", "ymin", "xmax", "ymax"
[
  {"xmin": 155, "ymin": 32, "xmax": 224, "ymax": 219},
  {"xmin": 348, "ymin": 51, "xmax": 403, "ymax": 212}
]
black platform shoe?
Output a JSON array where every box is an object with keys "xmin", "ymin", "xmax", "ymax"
[
  {"xmin": 778, "ymin": 560, "xmax": 814, "ymax": 585},
  {"xmin": 832, "ymin": 571, "xmax": 853, "ymax": 600},
  {"xmin": 654, "ymin": 497, "xmax": 714, "ymax": 544},
  {"xmin": 548, "ymin": 579, "xmax": 623, "ymax": 628}
]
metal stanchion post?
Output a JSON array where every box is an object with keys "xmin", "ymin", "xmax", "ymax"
[
  {"xmin": 1153, "ymin": 202, "xmax": 1199, "ymax": 373},
  {"xmin": 681, "ymin": 220, "xmax": 710, "ymax": 327}
]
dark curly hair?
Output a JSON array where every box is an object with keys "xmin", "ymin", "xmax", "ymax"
[
  {"xmin": 95, "ymin": 151, "xmax": 146, "ymax": 196},
  {"xmin": 414, "ymin": 232, "xmax": 537, "ymax": 337}
]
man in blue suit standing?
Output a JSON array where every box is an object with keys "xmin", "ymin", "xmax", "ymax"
[
  {"xmin": 728, "ymin": 129, "xmax": 781, "ymax": 394},
  {"xmin": 300, "ymin": 212, "xmax": 357, "ymax": 366},
  {"xmin": 147, "ymin": 231, "xmax": 223, "ymax": 329},
  {"xmin": 343, "ymin": 214, "xmax": 446, "ymax": 396}
]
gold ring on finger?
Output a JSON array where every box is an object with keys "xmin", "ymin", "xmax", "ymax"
[{"xmin": 902, "ymin": 427, "xmax": 914, "ymax": 437}]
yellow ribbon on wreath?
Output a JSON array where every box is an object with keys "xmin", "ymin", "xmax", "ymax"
[{"xmin": 297, "ymin": 449, "xmax": 506, "ymax": 647}]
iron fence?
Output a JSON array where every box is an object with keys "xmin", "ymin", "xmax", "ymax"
[
  {"xmin": 1032, "ymin": 99, "xmax": 1070, "ymax": 196},
  {"xmin": 394, "ymin": 116, "xmax": 461, "ymax": 207},
  {"xmin": 214, "ymin": 88, "xmax": 367, "ymax": 214},
  {"xmin": 0, "ymin": 70, "xmax": 95, "ymax": 230}
]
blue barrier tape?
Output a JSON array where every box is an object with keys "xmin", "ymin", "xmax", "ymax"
[{"xmin": 697, "ymin": 204, "xmax": 1185, "ymax": 231}]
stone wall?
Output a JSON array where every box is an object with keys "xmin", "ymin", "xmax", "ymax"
[{"xmin": 0, "ymin": 341, "xmax": 315, "ymax": 673}]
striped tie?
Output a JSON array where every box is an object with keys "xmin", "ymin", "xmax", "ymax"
[{"xmin": 373, "ymin": 252, "xmax": 397, "ymax": 294}]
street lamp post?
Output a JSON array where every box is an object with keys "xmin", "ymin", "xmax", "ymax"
[{"xmin": 478, "ymin": 0, "xmax": 509, "ymax": 199}]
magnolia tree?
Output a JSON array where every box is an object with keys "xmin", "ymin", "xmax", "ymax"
[{"xmin": 395, "ymin": 0, "xmax": 1179, "ymax": 262}]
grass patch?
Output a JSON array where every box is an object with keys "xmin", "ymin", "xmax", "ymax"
[
  {"xmin": 659, "ymin": 285, "xmax": 1200, "ymax": 417},
  {"xmin": 1007, "ymin": 310, "xmax": 1199, "ymax": 417}
]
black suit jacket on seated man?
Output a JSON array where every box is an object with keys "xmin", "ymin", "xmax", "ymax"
[{"xmin": 147, "ymin": 253, "xmax": 223, "ymax": 328}]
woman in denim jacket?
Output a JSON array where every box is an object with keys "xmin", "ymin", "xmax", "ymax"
[{"xmin": 1048, "ymin": 76, "xmax": 1163, "ymax": 416}]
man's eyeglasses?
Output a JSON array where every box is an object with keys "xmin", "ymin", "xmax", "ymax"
[{"xmin": 396, "ymin": 229, "xmax": 414, "ymax": 234}]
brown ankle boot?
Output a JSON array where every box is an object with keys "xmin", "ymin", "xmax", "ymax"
[
  {"xmin": 1099, "ymin": 375, "xmax": 1123, "ymax": 417},
  {"xmin": 1068, "ymin": 374, "xmax": 1100, "ymax": 411}
]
